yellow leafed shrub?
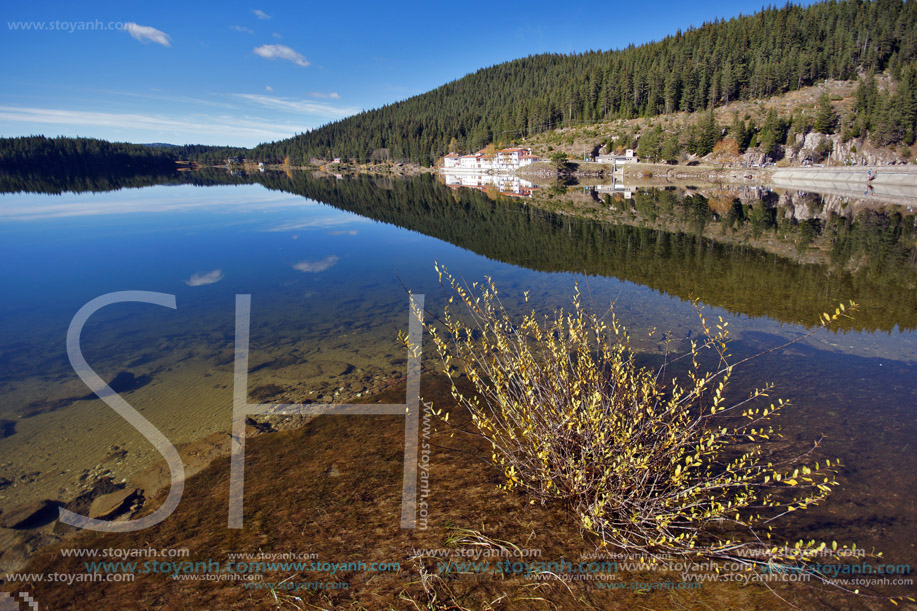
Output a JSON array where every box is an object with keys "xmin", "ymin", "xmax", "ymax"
[{"xmin": 415, "ymin": 264, "xmax": 859, "ymax": 568}]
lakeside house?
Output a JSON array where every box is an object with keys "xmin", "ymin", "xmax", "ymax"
[
  {"xmin": 442, "ymin": 147, "xmax": 540, "ymax": 171},
  {"xmin": 596, "ymin": 148, "xmax": 638, "ymax": 165}
]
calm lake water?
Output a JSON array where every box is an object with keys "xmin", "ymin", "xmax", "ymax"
[{"xmin": 0, "ymin": 172, "xmax": 915, "ymax": 571}]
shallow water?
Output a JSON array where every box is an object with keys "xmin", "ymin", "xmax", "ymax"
[{"xmin": 0, "ymin": 174, "xmax": 914, "ymax": 574}]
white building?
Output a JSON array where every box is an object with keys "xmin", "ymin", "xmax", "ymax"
[
  {"xmin": 596, "ymin": 149, "xmax": 638, "ymax": 165},
  {"xmin": 494, "ymin": 148, "xmax": 522, "ymax": 169},
  {"xmin": 518, "ymin": 152, "xmax": 538, "ymax": 166},
  {"xmin": 494, "ymin": 147, "xmax": 540, "ymax": 169},
  {"xmin": 443, "ymin": 153, "xmax": 461, "ymax": 169},
  {"xmin": 458, "ymin": 152, "xmax": 493, "ymax": 170}
]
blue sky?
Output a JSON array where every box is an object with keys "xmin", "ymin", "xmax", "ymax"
[{"xmin": 0, "ymin": 1, "xmax": 817, "ymax": 147}]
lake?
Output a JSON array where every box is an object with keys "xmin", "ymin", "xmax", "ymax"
[{"xmin": 0, "ymin": 171, "xmax": 915, "ymax": 576}]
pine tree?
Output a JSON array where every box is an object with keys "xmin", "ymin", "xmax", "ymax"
[
  {"xmin": 758, "ymin": 109, "xmax": 786, "ymax": 158},
  {"xmin": 813, "ymin": 92, "xmax": 838, "ymax": 134},
  {"xmin": 637, "ymin": 126, "xmax": 663, "ymax": 161},
  {"xmin": 697, "ymin": 110, "xmax": 720, "ymax": 156},
  {"xmin": 730, "ymin": 112, "xmax": 749, "ymax": 152},
  {"xmin": 660, "ymin": 132, "xmax": 682, "ymax": 162}
]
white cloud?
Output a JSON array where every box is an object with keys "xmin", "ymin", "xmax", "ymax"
[
  {"xmin": 267, "ymin": 215, "xmax": 368, "ymax": 231},
  {"xmin": 308, "ymin": 91, "xmax": 341, "ymax": 99},
  {"xmin": 124, "ymin": 23, "xmax": 171, "ymax": 47},
  {"xmin": 234, "ymin": 93, "xmax": 357, "ymax": 117},
  {"xmin": 293, "ymin": 256, "xmax": 339, "ymax": 273},
  {"xmin": 253, "ymin": 44, "xmax": 309, "ymax": 67},
  {"xmin": 253, "ymin": 9, "xmax": 272, "ymax": 19},
  {"xmin": 186, "ymin": 269, "xmax": 224, "ymax": 286},
  {"xmin": 94, "ymin": 89, "xmax": 237, "ymax": 110},
  {"xmin": 0, "ymin": 105, "xmax": 305, "ymax": 145},
  {"xmin": 230, "ymin": 25, "xmax": 254, "ymax": 34},
  {"xmin": 272, "ymin": 32, "xmax": 282, "ymax": 38},
  {"xmin": 265, "ymin": 85, "xmax": 273, "ymax": 91}
]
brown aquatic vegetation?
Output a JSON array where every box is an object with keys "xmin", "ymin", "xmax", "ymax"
[
  {"xmin": 8, "ymin": 369, "xmax": 909, "ymax": 609},
  {"xmin": 414, "ymin": 265, "xmax": 880, "ymax": 591}
]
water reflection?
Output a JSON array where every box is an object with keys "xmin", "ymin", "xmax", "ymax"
[
  {"xmin": 4, "ymin": 172, "xmax": 914, "ymax": 333},
  {"xmin": 441, "ymin": 170, "xmax": 539, "ymax": 197},
  {"xmin": 771, "ymin": 170, "xmax": 917, "ymax": 207},
  {"xmin": 254, "ymin": 172, "xmax": 917, "ymax": 333}
]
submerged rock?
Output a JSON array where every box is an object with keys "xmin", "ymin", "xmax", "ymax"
[
  {"xmin": 21, "ymin": 370, "xmax": 153, "ymax": 418},
  {"xmin": 245, "ymin": 417, "xmax": 275, "ymax": 435},
  {"xmin": 78, "ymin": 371, "xmax": 151, "ymax": 399},
  {"xmin": 0, "ymin": 419, "xmax": 15, "ymax": 439},
  {"xmin": 88, "ymin": 488, "xmax": 141, "ymax": 520},
  {"xmin": 0, "ymin": 499, "xmax": 60, "ymax": 529},
  {"xmin": 319, "ymin": 360, "xmax": 354, "ymax": 377},
  {"xmin": 250, "ymin": 384, "xmax": 287, "ymax": 401}
]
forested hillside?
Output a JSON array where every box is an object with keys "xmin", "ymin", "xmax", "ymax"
[
  {"xmin": 0, "ymin": 136, "xmax": 178, "ymax": 174},
  {"xmin": 0, "ymin": 136, "xmax": 250, "ymax": 192},
  {"xmin": 252, "ymin": 0, "xmax": 917, "ymax": 165}
]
